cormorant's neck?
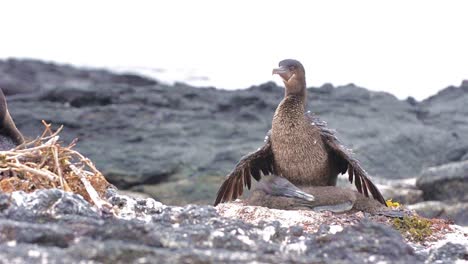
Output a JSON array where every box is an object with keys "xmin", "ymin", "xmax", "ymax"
[
  {"xmin": 274, "ymin": 93, "xmax": 307, "ymax": 122},
  {"xmin": 281, "ymin": 94, "xmax": 306, "ymax": 112},
  {"xmin": 0, "ymin": 111, "xmax": 24, "ymax": 145},
  {"xmin": 283, "ymin": 81, "xmax": 307, "ymax": 110},
  {"xmin": 273, "ymin": 77, "xmax": 307, "ymax": 122},
  {"xmin": 284, "ymin": 76, "xmax": 307, "ymax": 102}
]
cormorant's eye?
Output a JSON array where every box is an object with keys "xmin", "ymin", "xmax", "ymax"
[{"xmin": 289, "ymin": 66, "xmax": 295, "ymax": 71}]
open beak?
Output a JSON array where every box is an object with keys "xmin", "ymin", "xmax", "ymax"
[{"xmin": 272, "ymin": 66, "xmax": 293, "ymax": 82}]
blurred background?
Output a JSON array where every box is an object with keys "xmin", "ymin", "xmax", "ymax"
[
  {"xmin": 0, "ymin": 1, "xmax": 467, "ymax": 225},
  {"xmin": 1, "ymin": 0, "xmax": 468, "ymax": 99}
]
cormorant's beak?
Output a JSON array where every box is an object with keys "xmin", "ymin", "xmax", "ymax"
[
  {"xmin": 282, "ymin": 188, "xmax": 316, "ymax": 202},
  {"xmin": 272, "ymin": 66, "xmax": 293, "ymax": 82},
  {"xmin": 260, "ymin": 176, "xmax": 316, "ymax": 202},
  {"xmin": 270, "ymin": 180, "xmax": 315, "ymax": 202}
]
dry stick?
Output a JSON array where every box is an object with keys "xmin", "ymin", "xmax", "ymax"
[
  {"xmin": 52, "ymin": 146, "xmax": 71, "ymax": 192},
  {"xmin": 2, "ymin": 123, "xmax": 110, "ymax": 212},
  {"xmin": 42, "ymin": 129, "xmax": 63, "ymax": 142},
  {"xmin": 4, "ymin": 152, "xmax": 39, "ymax": 160},
  {"xmin": 39, "ymin": 120, "xmax": 52, "ymax": 138},
  {"xmin": 39, "ymin": 120, "xmax": 55, "ymax": 140},
  {"xmin": 15, "ymin": 125, "xmax": 63, "ymax": 150},
  {"xmin": 10, "ymin": 163, "xmax": 58, "ymax": 181},
  {"xmin": 11, "ymin": 121, "xmax": 59, "ymax": 150},
  {"xmin": 67, "ymin": 138, "xmax": 79, "ymax": 149},
  {"xmin": 70, "ymin": 164, "xmax": 113, "ymax": 213},
  {"xmin": 0, "ymin": 151, "xmax": 21, "ymax": 156},
  {"xmin": 4, "ymin": 146, "xmax": 51, "ymax": 161},
  {"xmin": 68, "ymin": 149, "xmax": 100, "ymax": 174},
  {"xmin": 14, "ymin": 136, "xmax": 59, "ymax": 153},
  {"xmin": 27, "ymin": 136, "xmax": 60, "ymax": 168}
]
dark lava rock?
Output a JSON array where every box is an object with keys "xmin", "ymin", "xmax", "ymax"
[
  {"xmin": 41, "ymin": 88, "xmax": 113, "ymax": 108},
  {"xmin": 0, "ymin": 189, "xmax": 438, "ymax": 263},
  {"xmin": 381, "ymin": 187, "xmax": 423, "ymax": 205},
  {"xmin": 427, "ymin": 242, "xmax": 468, "ymax": 263},
  {"xmin": 409, "ymin": 201, "xmax": 468, "ymax": 226},
  {"xmin": 416, "ymin": 160, "xmax": 468, "ymax": 203},
  {"xmin": 379, "ymin": 178, "xmax": 424, "ymax": 205},
  {"xmin": 0, "ymin": 59, "xmax": 157, "ymax": 96},
  {"xmin": 307, "ymin": 221, "xmax": 420, "ymax": 263},
  {"xmin": 2, "ymin": 59, "xmax": 468, "ymax": 204}
]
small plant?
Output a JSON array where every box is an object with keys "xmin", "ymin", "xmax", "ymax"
[
  {"xmin": 392, "ymin": 215, "xmax": 433, "ymax": 242},
  {"xmin": 385, "ymin": 199, "xmax": 400, "ymax": 208}
]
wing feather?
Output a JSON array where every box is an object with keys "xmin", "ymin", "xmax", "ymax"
[
  {"xmin": 244, "ymin": 169, "xmax": 251, "ymax": 189},
  {"xmin": 348, "ymin": 164, "xmax": 354, "ymax": 183},
  {"xmin": 214, "ymin": 132, "xmax": 275, "ymax": 206},
  {"xmin": 307, "ymin": 113, "xmax": 386, "ymax": 206}
]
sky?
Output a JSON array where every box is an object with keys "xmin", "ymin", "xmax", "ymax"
[{"xmin": 0, "ymin": 0, "xmax": 467, "ymax": 100}]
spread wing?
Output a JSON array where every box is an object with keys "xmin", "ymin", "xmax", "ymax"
[
  {"xmin": 307, "ymin": 113, "xmax": 386, "ymax": 206},
  {"xmin": 214, "ymin": 132, "xmax": 275, "ymax": 206}
]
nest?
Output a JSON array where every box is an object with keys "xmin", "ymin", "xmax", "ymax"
[{"xmin": 0, "ymin": 121, "xmax": 112, "ymax": 210}]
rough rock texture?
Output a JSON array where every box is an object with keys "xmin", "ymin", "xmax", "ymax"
[
  {"xmin": 1, "ymin": 189, "xmax": 467, "ymax": 263},
  {"xmin": 409, "ymin": 201, "xmax": 468, "ymax": 226},
  {"xmin": 416, "ymin": 160, "xmax": 468, "ymax": 203},
  {"xmin": 2, "ymin": 59, "xmax": 468, "ymax": 206},
  {"xmin": 427, "ymin": 242, "xmax": 468, "ymax": 263},
  {"xmin": 379, "ymin": 178, "xmax": 424, "ymax": 205},
  {"xmin": 403, "ymin": 161, "xmax": 468, "ymax": 226}
]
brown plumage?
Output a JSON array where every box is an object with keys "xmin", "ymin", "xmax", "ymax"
[
  {"xmin": 246, "ymin": 175, "xmax": 405, "ymax": 217},
  {"xmin": 247, "ymin": 185, "xmax": 386, "ymax": 214},
  {"xmin": 214, "ymin": 59, "xmax": 385, "ymax": 206},
  {"xmin": 0, "ymin": 88, "xmax": 24, "ymax": 150}
]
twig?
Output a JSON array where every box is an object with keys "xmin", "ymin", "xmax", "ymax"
[
  {"xmin": 52, "ymin": 146, "xmax": 71, "ymax": 192},
  {"xmin": 70, "ymin": 164, "xmax": 113, "ymax": 214},
  {"xmin": 0, "ymin": 122, "xmax": 111, "ymax": 209},
  {"xmin": 10, "ymin": 163, "xmax": 58, "ymax": 181},
  {"xmin": 14, "ymin": 136, "xmax": 59, "ymax": 153}
]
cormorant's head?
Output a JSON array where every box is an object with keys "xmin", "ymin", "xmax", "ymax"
[
  {"xmin": 257, "ymin": 175, "xmax": 315, "ymax": 202},
  {"xmin": 272, "ymin": 59, "xmax": 306, "ymax": 96}
]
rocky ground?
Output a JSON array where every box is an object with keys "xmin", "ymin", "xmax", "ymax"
[
  {"xmin": 1, "ymin": 59, "xmax": 468, "ymax": 226},
  {"xmin": 0, "ymin": 189, "xmax": 466, "ymax": 263}
]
